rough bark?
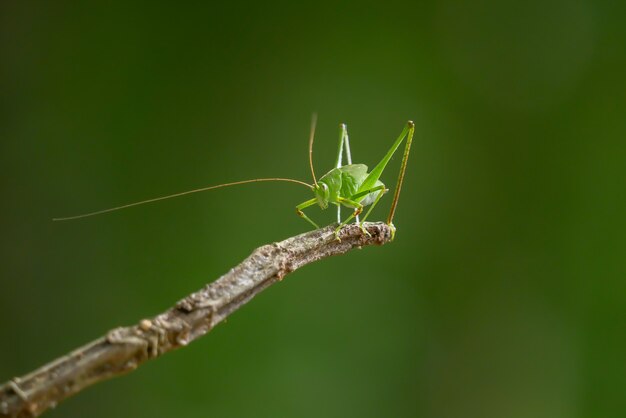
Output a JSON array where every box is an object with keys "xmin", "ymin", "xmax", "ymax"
[{"xmin": 0, "ymin": 222, "xmax": 392, "ymax": 417}]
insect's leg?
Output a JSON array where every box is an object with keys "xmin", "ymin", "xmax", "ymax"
[
  {"xmin": 343, "ymin": 125, "xmax": 353, "ymax": 165},
  {"xmin": 296, "ymin": 198, "xmax": 320, "ymax": 229},
  {"xmin": 348, "ymin": 185, "xmax": 386, "ymax": 236},
  {"xmin": 335, "ymin": 123, "xmax": 348, "ymax": 224},
  {"xmin": 335, "ymin": 123, "xmax": 346, "ymax": 168},
  {"xmin": 342, "ymin": 126, "xmax": 359, "ymax": 223},
  {"xmin": 386, "ymin": 121, "xmax": 415, "ymax": 237},
  {"xmin": 357, "ymin": 121, "xmax": 413, "ymax": 197},
  {"xmin": 333, "ymin": 197, "xmax": 363, "ymax": 240},
  {"xmin": 360, "ymin": 189, "xmax": 387, "ymax": 223}
]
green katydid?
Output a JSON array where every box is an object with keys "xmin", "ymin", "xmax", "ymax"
[{"xmin": 54, "ymin": 117, "xmax": 415, "ymax": 240}]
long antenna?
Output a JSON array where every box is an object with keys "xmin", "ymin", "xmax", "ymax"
[
  {"xmin": 53, "ymin": 178, "xmax": 313, "ymax": 221},
  {"xmin": 309, "ymin": 113, "xmax": 318, "ymax": 185}
]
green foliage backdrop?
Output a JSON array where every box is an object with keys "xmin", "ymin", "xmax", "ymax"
[{"xmin": 1, "ymin": 1, "xmax": 625, "ymax": 417}]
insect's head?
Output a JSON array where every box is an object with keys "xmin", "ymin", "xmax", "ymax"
[{"xmin": 313, "ymin": 182, "xmax": 330, "ymax": 209}]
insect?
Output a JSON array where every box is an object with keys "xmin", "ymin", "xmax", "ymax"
[{"xmin": 54, "ymin": 116, "xmax": 414, "ymax": 240}]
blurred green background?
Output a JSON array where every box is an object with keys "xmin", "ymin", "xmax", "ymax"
[{"xmin": 1, "ymin": 1, "xmax": 625, "ymax": 417}]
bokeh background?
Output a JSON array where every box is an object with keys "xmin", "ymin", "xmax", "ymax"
[{"xmin": 1, "ymin": 1, "xmax": 625, "ymax": 417}]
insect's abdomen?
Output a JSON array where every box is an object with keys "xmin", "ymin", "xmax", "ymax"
[{"xmin": 359, "ymin": 179, "xmax": 384, "ymax": 206}]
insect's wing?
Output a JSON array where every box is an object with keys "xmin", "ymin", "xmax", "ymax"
[
  {"xmin": 339, "ymin": 164, "xmax": 369, "ymax": 197},
  {"xmin": 339, "ymin": 164, "xmax": 368, "ymax": 180}
]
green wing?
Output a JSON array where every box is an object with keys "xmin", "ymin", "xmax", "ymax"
[
  {"xmin": 339, "ymin": 164, "xmax": 369, "ymax": 198},
  {"xmin": 339, "ymin": 164, "xmax": 368, "ymax": 180}
]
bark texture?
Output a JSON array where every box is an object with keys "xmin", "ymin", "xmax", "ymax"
[{"xmin": 0, "ymin": 222, "xmax": 392, "ymax": 417}]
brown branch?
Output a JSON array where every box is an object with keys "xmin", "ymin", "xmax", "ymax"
[{"xmin": 0, "ymin": 222, "xmax": 392, "ymax": 417}]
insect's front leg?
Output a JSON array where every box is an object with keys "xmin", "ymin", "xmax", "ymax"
[{"xmin": 296, "ymin": 198, "xmax": 320, "ymax": 229}]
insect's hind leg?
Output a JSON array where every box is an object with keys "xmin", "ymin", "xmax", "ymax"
[
  {"xmin": 359, "ymin": 187, "xmax": 387, "ymax": 224},
  {"xmin": 343, "ymin": 125, "xmax": 353, "ymax": 165},
  {"xmin": 335, "ymin": 123, "xmax": 352, "ymax": 168},
  {"xmin": 336, "ymin": 123, "xmax": 360, "ymax": 224},
  {"xmin": 386, "ymin": 121, "xmax": 415, "ymax": 238},
  {"xmin": 333, "ymin": 197, "xmax": 363, "ymax": 240},
  {"xmin": 334, "ymin": 125, "xmax": 345, "ymax": 223},
  {"xmin": 348, "ymin": 185, "xmax": 386, "ymax": 236}
]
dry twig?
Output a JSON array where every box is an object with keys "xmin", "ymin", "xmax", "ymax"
[{"xmin": 0, "ymin": 222, "xmax": 392, "ymax": 417}]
